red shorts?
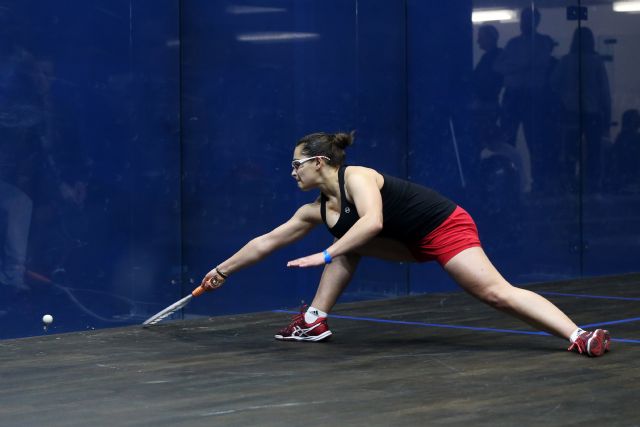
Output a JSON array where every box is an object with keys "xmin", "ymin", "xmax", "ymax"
[{"xmin": 408, "ymin": 206, "xmax": 481, "ymax": 266}]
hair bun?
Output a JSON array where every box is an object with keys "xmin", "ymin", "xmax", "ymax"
[{"xmin": 333, "ymin": 131, "xmax": 355, "ymax": 150}]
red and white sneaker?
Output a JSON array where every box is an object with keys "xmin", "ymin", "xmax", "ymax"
[
  {"xmin": 568, "ymin": 329, "xmax": 611, "ymax": 357},
  {"xmin": 275, "ymin": 306, "xmax": 332, "ymax": 342}
]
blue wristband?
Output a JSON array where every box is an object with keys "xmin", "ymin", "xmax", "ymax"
[{"xmin": 323, "ymin": 250, "xmax": 332, "ymax": 264}]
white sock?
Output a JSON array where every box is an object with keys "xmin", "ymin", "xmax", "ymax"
[
  {"xmin": 305, "ymin": 306, "xmax": 328, "ymax": 323},
  {"xmin": 570, "ymin": 328, "xmax": 586, "ymax": 343}
]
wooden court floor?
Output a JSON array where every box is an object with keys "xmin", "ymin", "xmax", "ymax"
[{"xmin": 1, "ymin": 274, "xmax": 639, "ymax": 426}]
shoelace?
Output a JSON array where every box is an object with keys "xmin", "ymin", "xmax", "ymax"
[
  {"xmin": 567, "ymin": 341, "xmax": 585, "ymax": 354},
  {"xmin": 279, "ymin": 311, "xmax": 306, "ymax": 334},
  {"xmin": 567, "ymin": 332, "xmax": 591, "ymax": 354}
]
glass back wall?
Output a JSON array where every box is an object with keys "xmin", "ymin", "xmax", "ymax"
[
  {"xmin": 576, "ymin": 1, "xmax": 640, "ymax": 275},
  {"xmin": 453, "ymin": 0, "xmax": 640, "ymax": 282}
]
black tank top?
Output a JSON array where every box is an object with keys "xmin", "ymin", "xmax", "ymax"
[{"xmin": 321, "ymin": 166, "xmax": 457, "ymax": 242}]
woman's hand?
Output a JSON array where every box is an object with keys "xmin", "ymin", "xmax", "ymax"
[
  {"xmin": 200, "ymin": 268, "xmax": 228, "ymax": 291},
  {"xmin": 287, "ymin": 252, "xmax": 326, "ymax": 268}
]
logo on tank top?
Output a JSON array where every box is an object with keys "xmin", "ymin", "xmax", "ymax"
[{"xmin": 344, "ymin": 207, "xmax": 351, "ymax": 214}]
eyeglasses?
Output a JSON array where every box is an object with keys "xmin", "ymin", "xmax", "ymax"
[{"xmin": 291, "ymin": 156, "xmax": 330, "ymax": 171}]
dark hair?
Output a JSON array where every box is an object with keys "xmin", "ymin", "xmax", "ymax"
[
  {"xmin": 520, "ymin": 7, "xmax": 541, "ymax": 27},
  {"xmin": 296, "ymin": 131, "xmax": 355, "ymax": 167},
  {"xmin": 570, "ymin": 27, "xmax": 596, "ymax": 54},
  {"xmin": 479, "ymin": 25, "xmax": 499, "ymax": 43}
]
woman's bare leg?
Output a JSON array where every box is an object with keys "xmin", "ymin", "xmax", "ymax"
[
  {"xmin": 310, "ymin": 237, "xmax": 413, "ymax": 312},
  {"xmin": 444, "ymin": 247, "xmax": 577, "ymax": 339},
  {"xmin": 310, "ymin": 252, "xmax": 361, "ymax": 313}
]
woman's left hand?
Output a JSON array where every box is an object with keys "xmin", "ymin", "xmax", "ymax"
[{"xmin": 287, "ymin": 252, "xmax": 326, "ymax": 268}]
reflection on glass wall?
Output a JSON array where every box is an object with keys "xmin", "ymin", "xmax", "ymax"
[
  {"xmin": 0, "ymin": 1, "xmax": 181, "ymax": 339},
  {"xmin": 551, "ymin": 26, "xmax": 611, "ymax": 194},
  {"xmin": 0, "ymin": 5, "xmax": 40, "ymax": 294},
  {"xmin": 574, "ymin": 1, "xmax": 640, "ymax": 274},
  {"xmin": 467, "ymin": 4, "xmax": 578, "ymax": 282}
]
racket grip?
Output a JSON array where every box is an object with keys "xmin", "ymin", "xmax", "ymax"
[{"xmin": 192, "ymin": 285, "xmax": 207, "ymax": 297}]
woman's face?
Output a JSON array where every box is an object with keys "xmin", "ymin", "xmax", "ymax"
[{"xmin": 291, "ymin": 145, "xmax": 319, "ymax": 191}]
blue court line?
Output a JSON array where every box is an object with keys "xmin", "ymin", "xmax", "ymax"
[
  {"xmin": 580, "ymin": 317, "xmax": 640, "ymax": 329},
  {"xmin": 537, "ymin": 291, "xmax": 640, "ymax": 302},
  {"xmin": 273, "ymin": 310, "xmax": 640, "ymax": 344}
]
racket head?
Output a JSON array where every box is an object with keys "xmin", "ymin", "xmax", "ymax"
[
  {"xmin": 142, "ymin": 284, "xmax": 208, "ymax": 326},
  {"xmin": 142, "ymin": 294, "xmax": 193, "ymax": 326}
]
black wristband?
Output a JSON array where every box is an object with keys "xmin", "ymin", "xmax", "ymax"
[{"xmin": 215, "ymin": 268, "xmax": 229, "ymax": 279}]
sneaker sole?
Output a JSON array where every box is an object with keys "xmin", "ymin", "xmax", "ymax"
[
  {"xmin": 587, "ymin": 329, "xmax": 610, "ymax": 357},
  {"xmin": 274, "ymin": 330, "xmax": 333, "ymax": 342}
]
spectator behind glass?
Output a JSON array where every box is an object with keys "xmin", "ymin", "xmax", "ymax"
[
  {"xmin": 472, "ymin": 25, "xmax": 527, "ymax": 194},
  {"xmin": 551, "ymin": 27, "xmax": 611, "ymax": 194},
  {"xmin": 494, "ymin": 7, "xmax": 557, "ymax": 193},
  {"xmin": 610, "ymin": 109, "xmax": 640, "ymax": 191},
  {"xmin": 472, "ymin": 25, "xmax": 504, "ymax": 155},
  {"xmin": 0, "ymin": 6, "xmax": 48, "ymax": 293}
]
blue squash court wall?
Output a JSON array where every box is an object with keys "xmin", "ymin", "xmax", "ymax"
[{"xmin": 1, "ymin": 0, "xmax": 638, "ymax": 339}]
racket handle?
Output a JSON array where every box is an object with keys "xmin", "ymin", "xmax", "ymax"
[{"xmin": 192, "ymin": 285, "xmax": 207, "ymax": 297}]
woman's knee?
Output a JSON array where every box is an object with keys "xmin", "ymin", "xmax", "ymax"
[{"xmin": 473, "ymin": 284, "xmax": 515, "ymax": 311}]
